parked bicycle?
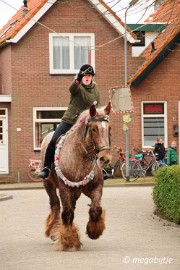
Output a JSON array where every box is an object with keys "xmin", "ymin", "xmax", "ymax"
[
  {"xmin": 121, "ymin": 149, "xmax": 161, "ymax": 181},
  {"xmin": 103, "ymin": 147, "xmax": 125, "ymax": 179},
  {"xmin": 28, "ymin": 159, "xmax": 42, "ymax": 182}
]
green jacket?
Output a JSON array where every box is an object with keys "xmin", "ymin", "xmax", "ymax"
[
  {"xmin": 62, "ymin": 80, "xmax": 100, "ymax": 125},
  {"xmin": 167, "ymin": 147, "xmax": 178, "ymax": 165}
]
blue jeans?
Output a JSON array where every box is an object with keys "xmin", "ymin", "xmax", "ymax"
[
  {"xmin": 158, "ymin": 159, "xmax": 165, "ymax": 167},
  {"xmin": 43, "ymin": 121, "xmax": 73, "ymax": 168}
]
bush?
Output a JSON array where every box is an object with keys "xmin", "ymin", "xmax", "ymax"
[{"xmin": 153, "ymin": 165, "xmax": 180, "ymax": 224}]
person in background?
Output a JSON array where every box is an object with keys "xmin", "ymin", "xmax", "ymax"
[
  {"xmin": 38, "ymin": 64, "xmax": 100, "ymax": 179},
  {"xmin": 154, "ymin": 138, "xmax": 166, "ymax": 166},
  {"xmin": 167, "ymin": 141, "xmax": 178, "ymax": 166}
]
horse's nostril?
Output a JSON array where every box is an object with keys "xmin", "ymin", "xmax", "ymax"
[
  {"xmin": 99, "ymin": 157, "xmax": 110, "ymax": 165},
  {"xmin": 104, "ymin": 159, "xmax": 110, "ymax": 165},
  {"xmin": 100, "ymin": 157, "xmax": 105, "ymax": 162}
]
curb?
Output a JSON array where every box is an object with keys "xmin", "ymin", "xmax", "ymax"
[
  {"xmin": 104, "ymin": 182, "xmax": 154, "ymax": 187},
  {"xmin": 152, "ymin": 213, "xmax": 180, "ymax": 229},
  {"xmin": 0, "ymin": 182, "xmax": 154, "ymax": 191}
]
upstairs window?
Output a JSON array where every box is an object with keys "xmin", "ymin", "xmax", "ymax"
[
  {"xmin": 49, "ymin": 33, "xmax": 95, "ymax": 74},
  {"xmin": 133, "ymin": 31, "xmax": 145, "ymax": 46}
]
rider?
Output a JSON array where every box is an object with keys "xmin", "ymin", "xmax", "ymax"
[{"xmin": 38, "ymin": 64, "xmax": 100, "ymax": 179}]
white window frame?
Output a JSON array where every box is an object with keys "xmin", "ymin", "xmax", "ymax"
[
  {"xmin": 141, "ymin": 101, "xmax": 167, "ymax": 148},
  {"xmin": 49, "ymin": 33, "xmax": 95, "ymax": 74},
  {"xmin": 33, "ymin": 107, "xmax": 67, "ymax": 150}
]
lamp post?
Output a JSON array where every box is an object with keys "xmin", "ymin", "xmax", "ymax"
[{"xmin": 124, "ymin": 0, "xmax": 138, "ymax": 181}]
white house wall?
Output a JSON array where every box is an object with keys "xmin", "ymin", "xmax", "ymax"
[{"xmin": 132, "ymin": 32, "xmax": 159, "ymax": 57}]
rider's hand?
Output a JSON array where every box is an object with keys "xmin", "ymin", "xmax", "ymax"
[{"xmin": 76, "ymin": 72, "xmax": 84, "ymax": 82}]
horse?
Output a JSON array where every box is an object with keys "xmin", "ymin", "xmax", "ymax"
[{"xmin": 41, "ymin": 103, "xmax": 112, "ymax": 251}]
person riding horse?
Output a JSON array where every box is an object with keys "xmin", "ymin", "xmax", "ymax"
[{"xmin": 38, "ymin": 64, "xmax": 100, "ymax": 179}]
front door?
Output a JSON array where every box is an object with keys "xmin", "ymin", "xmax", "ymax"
[{"xmin": 0, "ymin": 109, "xmax": 8, "ymax": 174}]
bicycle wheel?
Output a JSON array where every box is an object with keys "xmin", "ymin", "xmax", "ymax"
[
  {"xmin": 113, "ymin": 160, "xmax": 122, "ymax": 178},
  {"xmin": 151, "ymin": 161, "xmax": 159, "ymax": 174},
  {"xmin": 121, "ymin": 161, "xmax": 140, "ymax": 182},
  {"xmin": 28, "ymin": 166, "xmax": 42, "ymax": 182}
]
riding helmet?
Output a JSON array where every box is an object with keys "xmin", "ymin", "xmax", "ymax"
[{"xmin": 80, "ymin": 64, "xmax": 95, "ymax": 76}]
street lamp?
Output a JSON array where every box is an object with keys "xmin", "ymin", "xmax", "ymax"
[{"xmin": 124, "ymin": 0, "xmax": 138, "ymax": 181}]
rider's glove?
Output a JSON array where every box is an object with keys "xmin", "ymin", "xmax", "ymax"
[{"xmin": 76, "ymin": 72, "xmax": 84, "ymax": 82}]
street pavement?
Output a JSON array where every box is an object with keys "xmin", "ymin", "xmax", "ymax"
[{"xmin": 0, "ymin": 186, "xmax": 179, "ymax": 270}]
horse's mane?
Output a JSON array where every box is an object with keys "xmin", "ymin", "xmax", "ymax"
[
  {"xmin": 64, "ymin": 106, "xmax": 107, "ymax": 144},
  {"xmin": 76, "ymin": 106, "xmax": 106, "ymax": 125}
]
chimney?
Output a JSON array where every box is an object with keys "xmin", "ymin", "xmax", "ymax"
[
  {"xmin": 154, "ymin": 0, "xmax": 164, "ymax": 11},
  {"xmin": 151, "ymin": 42, "xmax": 156, "ymax": 53},
  {"xmin": 23, "ymin": 0, "xmax": 28, "ymax": 16}
]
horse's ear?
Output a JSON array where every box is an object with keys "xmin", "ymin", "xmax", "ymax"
[
  {"xmin": 90, "ymin": 104, "xmax": 97, "ymax": 118},
  {"xmin": 104, "ymin": 102, "xmax": 111, "ymax": 116}
]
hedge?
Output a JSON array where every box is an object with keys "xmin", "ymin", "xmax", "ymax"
[{"xmin": 153, "ymin": 165, "xmax": 180, "ymax": 224}]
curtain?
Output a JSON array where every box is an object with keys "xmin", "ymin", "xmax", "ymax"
[
  {"xmin": 53, "ymin": 36, "xmax": 70, "ymax": 69},
  {"xmin": 74, "ymin": 36, "xmax": 91, "ymax": 69}
]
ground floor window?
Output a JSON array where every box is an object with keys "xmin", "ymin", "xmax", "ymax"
[
  {"xmin": 33, "ymin": 107, "xmax": 67, "ymax": 150},
  {"xmin": 142, "ymin": 102, "xmax": 167, "ymax": 147}
]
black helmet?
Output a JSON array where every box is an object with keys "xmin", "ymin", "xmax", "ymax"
[{"xmin": 80, "ymin": 64, "xmax": 95, "ymax": 76}]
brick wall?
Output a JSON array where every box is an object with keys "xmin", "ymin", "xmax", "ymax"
[
  {"xmin": 0, "ymin": 0, "xmax": 179, "ymax": 182},
  {"xmin": 130, "ymin": 47, "xmax": 179, "ymax": 152}
]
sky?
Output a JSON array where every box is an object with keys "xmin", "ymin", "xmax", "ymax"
[{"xmin": 0, "ymin": 0, "xmax": 154, "ymax": 29}]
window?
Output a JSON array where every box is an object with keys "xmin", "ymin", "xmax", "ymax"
[
  {"xmin": 142, "ymin": 102, "xmax": 167, "ymax": 147},
  {"xmin": 133, "ymin": 31, "xmax": 145, "ymax": 46},
  {"xmin": 49, "ymin": 33, "xmax": 95, "ymax": 74},
  {"xmin": 33, "ymin": 107, "xmax": 67, "ymax": 150}
]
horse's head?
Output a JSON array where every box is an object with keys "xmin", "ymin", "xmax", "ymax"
[{"xmin": 84, "ymin": 102, "xmax": 112, "ymax": 168}]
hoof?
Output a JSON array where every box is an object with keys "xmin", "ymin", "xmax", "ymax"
[
  {"xmin": 86, "ymin": 210, "xmax": 105, "ymax": 239},
  {"xmin": 51, "ymin": 223, "xmax": 82, "ymax": 251}
]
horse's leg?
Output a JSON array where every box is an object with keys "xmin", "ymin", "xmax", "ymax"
[
  {"xmin": 51, "ymin": 186, "xmax": 82, "ymax": 251},
  {"xmin": 43, "ymin": 179, "xmax": 60, "ymax": 239},
  {"xmin": 84, "ymin": 183, "xmax": 105, "ymax": 240}
]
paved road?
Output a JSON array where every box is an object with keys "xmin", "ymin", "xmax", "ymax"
[{"xmin": 0, "ymin": 187, "xmax": 179, "ymax": 270}]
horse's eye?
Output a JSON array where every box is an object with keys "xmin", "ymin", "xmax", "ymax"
[{"xmin": 92, "ymin": 127, "xmax": 96, "ymax": 132}]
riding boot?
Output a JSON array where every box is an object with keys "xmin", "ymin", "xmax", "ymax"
[{"xmin": 38, "ymin": 144, "xmax": 55, "ymax": 179}]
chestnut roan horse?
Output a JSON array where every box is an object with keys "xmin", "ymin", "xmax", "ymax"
[{"xmin": 41, "ymin": 103, "xmax": 112, "ymax": 251}]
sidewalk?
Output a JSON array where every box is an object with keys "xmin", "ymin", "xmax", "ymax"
[{"xmin": 0, "ymin": 177, "xmax": 155, "ymax": 201}]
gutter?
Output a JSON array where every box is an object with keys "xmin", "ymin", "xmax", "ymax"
[{"xmin": 130, "ymin": 33, "xmax": 180, "ymax": 87}]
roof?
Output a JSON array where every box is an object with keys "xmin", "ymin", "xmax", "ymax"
[
  {"xmin": 127, "ymin": 24, "xmax": 168, "ymax": 32},
  {"xmin": 129, "ymin": 0, "xmax": 180, "ymax": 86},
  {"xmin": 0, "ymin": 0, "xmax": 137, "ymax": 47}
]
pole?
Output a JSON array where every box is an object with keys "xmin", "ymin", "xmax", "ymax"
[{"xmin": 124, "ymin": 7, "xmax": 130, "ymax": 181}]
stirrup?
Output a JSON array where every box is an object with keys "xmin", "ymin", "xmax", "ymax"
[{"xmin": 38, "ymin": 167, "xmax": 50, "ymax": 179}]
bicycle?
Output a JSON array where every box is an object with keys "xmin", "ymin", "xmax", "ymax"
[
  {"xmin": 28, "ymin": 159, "xmax": 42, "ymax": 182},
  {"xmin": 121, "ymin": 149, "xmax": 160, "ymax": 181},
  {"xmin": 103, "ymin": 147, "xmax": 125, "ymax": 179}
]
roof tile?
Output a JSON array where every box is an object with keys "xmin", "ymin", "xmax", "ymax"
[
  {"xmin": 129, "ymin": 0, "xmax": 180, "ymax": 85},
  {"xmin": 0, "ymin": 0, "xmax": 136, "ymax": 45},
  {"xmin": 0, "ymin": 0, "xmax": 48, "ymax": 44}
]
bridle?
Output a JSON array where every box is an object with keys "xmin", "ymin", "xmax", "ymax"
[{"xmin": 82, "ymin": 116, "xmax": 111, "ymax": 161}]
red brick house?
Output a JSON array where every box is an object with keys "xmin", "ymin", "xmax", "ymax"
[
  {"xmin": 0, "ymin": 0, "xmax": 179, "ymax": 182},
  {"xmin": 128, "ymin": 0, "xmax": 180, "ymax": 153}
]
